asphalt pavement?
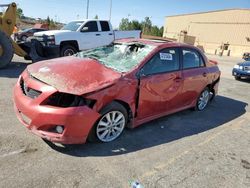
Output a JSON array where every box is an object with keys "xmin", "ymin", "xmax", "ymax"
[{"xmin": 0, "ymin": 55, "xmax": 249, "ymax": 188}]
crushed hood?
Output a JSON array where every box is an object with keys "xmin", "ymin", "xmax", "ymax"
[{"xmin": 27, "ymin": 56, "xmax": 121, "ymax": 95}]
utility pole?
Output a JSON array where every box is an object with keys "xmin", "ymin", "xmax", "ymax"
[
  {"xmin": 86, "ymin": 0, "xmax": 89, "ymax": 19},
  {"xmin": 109, "ymin": 0, "xmax": 112, "ymax": 21}
]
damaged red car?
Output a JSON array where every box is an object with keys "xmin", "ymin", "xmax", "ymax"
[{"xmin": 13, "ymin": 39, "xmax": 220, "ymax": 144}]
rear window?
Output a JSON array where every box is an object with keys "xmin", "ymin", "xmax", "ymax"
[
  {"xmin": 182, "ymin": 49, "xmax": 205, "ymax": 69},
  {"xmin": 100, "ymin": 21, "xmax": 110, "ymax": 31}
]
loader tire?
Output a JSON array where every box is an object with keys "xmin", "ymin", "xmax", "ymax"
[{"xmin": 0, "ymin": 31, "xmax": 14, "ymax": 69}]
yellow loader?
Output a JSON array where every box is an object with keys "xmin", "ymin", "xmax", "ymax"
[{"xmin": 0, "ymin": 2, "xmax": 46, "ymax": 68}]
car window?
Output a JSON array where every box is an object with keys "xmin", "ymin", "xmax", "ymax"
[
  {"xmin": 82, "ymin": 21, "xmax": 98, "ymax": 32},
  {"xmin": 28, "ymin": 29, "xmax": 34, "ymax": 33},
  {"xmin": 100, "ymin": 21, "xmax": 110, "ymax": 31},
  {"xmin": 142, "ymin": 48, "xmax": 180, "ymax": 75},
  {"xmin": 182, "ymin": 48, "xmax": 205, "ymax": 69},
  {"xmin": 61, "ymin": 21, "xmax": 84, "ymax": 31}
]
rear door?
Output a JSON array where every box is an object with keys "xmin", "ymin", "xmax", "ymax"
[
  {"xmin": 137, "ymin": 48, "xmax": 183, "ymax": 120},
  {"xmin": 99, "ymin": 21, "xmax": 114, "ymax": 46},
  {"xmin": 180, "ymin": 48, "xmax": 209, "ymax": 106},
  {"xmin": 79, "ymin": 21, "xmax": 102, "ymax": 50}
]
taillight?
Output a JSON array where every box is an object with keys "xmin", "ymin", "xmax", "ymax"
[{"xmin": 209, "ymin": 60, "xmax": 218, "ymax": 65}]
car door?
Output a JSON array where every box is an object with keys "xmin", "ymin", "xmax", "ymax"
[
  {"xmin": 99, "ymin": 21, "xmax": 114, "ymax": 46},
  {"xmin": 137, "ymin": 48, "xmax": 183, "ymax": 120},
  {"xmin": 180, "ymin": 48, "xmax": 209, "ymax": 107},
  {"xmin": 79, "ymin": 21, "xmax": 102, "ymax": 50}
]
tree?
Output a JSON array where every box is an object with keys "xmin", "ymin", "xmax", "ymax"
[
  {"xmin": 119, "ymin": 18, "xmax": 130, "ymax": 30},
  {"xmin": 159, "ymin": 26, "xmax": 164, "ymax": 37},
  {"xmin": 94, "ymin": 15, "xmax": 99, "ymax": 19},
  {"xmin": 16, "ymin": 8, "xmax": 24, "ymax": 18},
  {"xmin": 46, "ymin": 16, "xmax": 51, "ymax": 26},
  {"xmin": 118, "ymin": 16, "xmax": 163, "ymax": 37},
  {"xmin": 129, "ymin": 20, "xmax": 142, "ymax": 30},
  {"xmin": 49, "ymin": 19, "xmax": 57, "ymax": 29},
  {"xmin": 142, "ymin": 17, "xmax": 152, "ymax": 35}
]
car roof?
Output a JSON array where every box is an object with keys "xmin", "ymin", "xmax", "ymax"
[
  {"xmin": 70, "ymin": 19, "xmax": 109, "ymax": 22},
  {"xmin": 116, "ymin": 38, "xmax": 197, "ymax": 49}
]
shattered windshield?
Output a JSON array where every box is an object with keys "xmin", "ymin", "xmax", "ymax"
[
  {"xmin": 74, "ymin": 43, "xmax": 155, "ymax": 72},
  {"xmin": 61, "ymin": 21, "xmax": 84, "ymax": 31}
]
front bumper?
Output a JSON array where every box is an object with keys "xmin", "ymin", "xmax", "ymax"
[
  {"xmin": 232, "ymin": 68, "xmax": 250, "ymax": 78},
  {"xmin": 13, "ymin": 71, "xmax": 100, "ymax": 144},
  {"xmin": 42, "ymin": 45, "xmax": 60, "ymax": 58}
]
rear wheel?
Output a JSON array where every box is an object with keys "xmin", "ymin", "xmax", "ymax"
[
  {"xmin": 196, "ymin": 88, "xmax": 210, "ymax": 111},
  {"xmin": 0, "ymin": 30, "xmax": 14, "ymax": 69},
  {"xmin": 60, "ymin": 45, "xmax": 77, "ymax": 57},
  {"xmin": 88, "ymin": 102, "xmax": 128, "ymax": 143}
]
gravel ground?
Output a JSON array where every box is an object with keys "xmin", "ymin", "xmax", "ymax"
[{"xmin": 0, "ymin": 55, "xmax": 249, "ymax": 188}]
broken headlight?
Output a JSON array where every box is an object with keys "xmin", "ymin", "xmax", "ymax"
[{"xmin": 43, "ymin": 92, "xmax": 95, "ymax": 108}]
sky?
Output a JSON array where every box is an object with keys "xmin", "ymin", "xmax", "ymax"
[{"xmin": 1, "ymin": 0, "xmax": 250, "ymax": 28}]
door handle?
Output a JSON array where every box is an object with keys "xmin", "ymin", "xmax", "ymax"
[
  {"xmin": 109, "ymin": 33, "xmax": 113, "ymax": 35},
  {"xmin": 203, "ymin": 72, "xmax": 207, "ymax": 77},
  {"xmin": 96, "ymin": 34, "xmax": 101, "ymax": 36}
]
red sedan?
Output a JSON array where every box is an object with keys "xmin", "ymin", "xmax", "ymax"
[{"xmin": 13, "ymin": 39, "xmax": 220, "ymax": 144}]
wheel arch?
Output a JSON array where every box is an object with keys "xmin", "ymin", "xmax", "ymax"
[
  {"xmin": 114, "ymin": 100, "xmax": 133, "ymax": 124},
  {"xmin": 98, "ymin": 99, "xmax": 133, "ymax": 128},
  {"xmin": 60, "ymin": 40, "xmax": 79, "ymax": 51},
  {"xmin": 206, "ymin": 77, "xmax": 220, "ymax": 101}
]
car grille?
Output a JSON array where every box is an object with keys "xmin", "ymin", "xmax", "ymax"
[
  {"xmin": 244, "ymin": 66, "xmax": 250, "ymax": 71},
  {"xmin": 20, "ymin": 78, "xmax": 42, "ymax": 99}
]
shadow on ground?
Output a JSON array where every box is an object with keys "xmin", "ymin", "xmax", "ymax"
[
  {"xmin": 0, "ymin": 62, "xmax": 30, "ymax": 78},
  {"xmin": 236, "ymin": 78, "xmax": 250, "ymax": 83},
  {"xmin": 45, "ymin": 95, "xmax": 248, "ymax": 157}
]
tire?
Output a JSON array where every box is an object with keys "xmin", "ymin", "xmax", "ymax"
[
  {"xmin": 21, "ymin": 35, "xmax": 28, "ymax": 41},
  {"xmin": 60, "ymin": 45, "xmax": 77, "ymax": 57},
  {"xmin": 195, "ymin": 87, "xmax": 210, "ymax": 111},
  {"xmin": 88, "ymin": 102, "xmax": 128, "ymax": 143},
  {"xmin": 235, "ymin": 76, "xmax": 241, "ymax": 80},
  {"xmin": 0, "ymin": 30, "xmax": 14, "ymax": 69}
]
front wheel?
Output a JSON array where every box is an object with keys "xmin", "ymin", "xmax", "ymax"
[
  {"xmin": 88, "ymin": 102, "xmax": 128, "ymax": 143},
  {"xmin": 234, "ymin": 76, "xmax": 241, "ymax": 80},
  {"xmin": 60, "ymin": 45, "xmax": 77, "ymax": 57},
  {"xmin": 21, "ymin": 35, "xmax": 28, "ymax": 41},
  {"xmin": 196, "ymin": 88, "xmax": 210, "ymax": 111}
]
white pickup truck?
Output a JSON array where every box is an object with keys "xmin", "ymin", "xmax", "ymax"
[{"xmin": 33, "ymin": 19, "xmax": 141, "ymax": 57}]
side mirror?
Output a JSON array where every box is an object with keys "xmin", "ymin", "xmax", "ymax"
[{"xmin": 81, "ymin": 27, "xmax": 89, "ymax": 32}]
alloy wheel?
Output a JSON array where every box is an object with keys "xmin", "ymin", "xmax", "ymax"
[
  {"xmin": 96, "ymin": 111, "xmax": 125, "ymax": 142},
  {"xmin": 198, "ymin": 89, "xmax": 210, "ymax": 110}
]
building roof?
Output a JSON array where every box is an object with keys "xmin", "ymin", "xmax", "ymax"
[{"xmin": 165, "ymin": 8, "xmax": 250, "ymax": 18}]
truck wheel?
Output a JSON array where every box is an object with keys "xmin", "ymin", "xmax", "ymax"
[
  {"xmin": 60, "ymin": 45, "xmax": 77, "ymax": 57},
  {"xmin": 0, "ymin": 30, "xmax": 14, "ymax": 69},
  {"xmin": 21, "ymin": 35, "xmax": 28, "ymax": 41}
]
